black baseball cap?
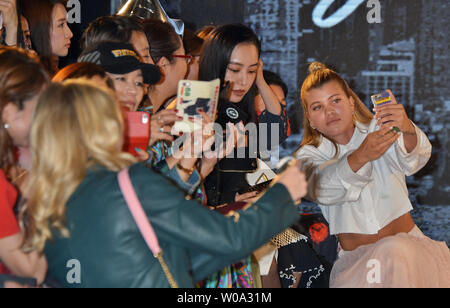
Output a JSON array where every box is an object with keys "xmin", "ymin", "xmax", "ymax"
[{"xmin": 78, "ymin": 42, "xmax": 161, "ymax": 85}]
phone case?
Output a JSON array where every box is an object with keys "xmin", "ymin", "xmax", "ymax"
[
  {"xmin": 371, "ymin": 91, "xmax": 392, "ymax": 107},
  {"xmin": 173, "ymin": 79, "xmax": 220, "ymax": 133},
  {"xmin": 123, "ymin": 111, "xmax": 150, "ymax": 156},
  {"xmin": 371, "ymin": 91, "xmax": 394, "ymax": 125}
]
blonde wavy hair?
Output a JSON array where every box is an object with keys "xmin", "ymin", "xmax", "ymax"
[
  {"xmin": 298, "ymin": 62, "xmax": 373, "ymax": 154},
  {"xmin": 21, "ymin": 79, "xmax": 137, "ymax": 252}
]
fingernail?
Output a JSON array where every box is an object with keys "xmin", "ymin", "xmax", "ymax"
[
  {"xmin": 179, "ymin": 132, "xmax": 183, "ymax": 136},
  {"xmin": 174, "ymin": 109, "xmax": 179, "ymax": 112},
  {"xmin": 135, "ymin": 148, "xmax": 141, "ymax": 153}
]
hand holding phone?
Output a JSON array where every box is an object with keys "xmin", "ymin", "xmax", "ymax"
[
  {"xmin": 371, "ymin": 90, "xmax": 400, "ymax": 133},
  {"xmin": 371, "ymin": 91, "xmax": 394, "ymax": 123}
]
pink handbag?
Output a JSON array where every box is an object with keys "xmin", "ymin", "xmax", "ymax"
[{"xmin": 118, "ymin": 168, "xmax": 178, "ymax": 288}]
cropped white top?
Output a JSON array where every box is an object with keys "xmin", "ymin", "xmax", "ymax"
[{"xmin": 296, "ymin": 120, "xmax": 432, "ymax": 235}]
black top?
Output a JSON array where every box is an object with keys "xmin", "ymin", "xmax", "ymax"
[{"xmin": 204, "ymin": 99, "xmax": 288, "ymax": 206}]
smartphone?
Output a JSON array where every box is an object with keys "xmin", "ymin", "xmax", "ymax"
[
  {"xmin": 371, "ymin": 90, "xmax": 396, "ymax": 126},
  {"xmin": 0, "ymin": 12, "xmax": 3, "ymax": 30},
  {"xmin": 371, "ymin": 91, "xmax": 392, "ymax": 108},
  {"xmin": 173, "ymin": 79, "xmax": 220, "ymax": 133},
  {"xmin": 123, "ymin": 111, "xmax": 150, "ymax": 157}
]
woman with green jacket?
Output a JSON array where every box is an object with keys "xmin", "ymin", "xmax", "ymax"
[{"xmin": 21, "ymin": 80, "xmax": 307, "ymax": 288}]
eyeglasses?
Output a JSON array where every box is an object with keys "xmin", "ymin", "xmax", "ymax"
[{"xmin": 170, "ymin": 55, "xmax": 193, "ymax": 64}]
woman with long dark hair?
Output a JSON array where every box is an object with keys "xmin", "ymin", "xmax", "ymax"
[
  {"xmin": 0, "ymin": 0, "xmax": 32, "ymax": 50},
  {"xmin": 199, "ymin": 24, "xmax": 288, "ymax": 207},
  {"xmin": 194, "ymin": 23, "xmax": 289, "ymax": 288},
  {"xmin": 22, "ymin": 0, "xmax": 73, "ymax": 75}
]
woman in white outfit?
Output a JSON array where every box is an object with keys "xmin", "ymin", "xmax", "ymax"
[{"xmin": 295, "ymin": 62, "xmax": 450, "ymax": 288}]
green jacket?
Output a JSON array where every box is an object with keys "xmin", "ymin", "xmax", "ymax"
[{"xmin": 44, "ymin": 163, "xmax": 298, "ymax": 288}]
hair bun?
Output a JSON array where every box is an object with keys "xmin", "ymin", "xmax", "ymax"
[{"xmin": 309, "ymin": 62, "xmax": 326, "ymax": 73}]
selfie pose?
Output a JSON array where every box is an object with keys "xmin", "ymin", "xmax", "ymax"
[
  {"xmin": 21, "ymin": 80, "xmax": 308, "ymax": 288},
  {"xmin": 295, "ymin": 62, "xmax": 450, "ymax": 288}
]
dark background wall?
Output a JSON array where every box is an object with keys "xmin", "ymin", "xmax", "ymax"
[{"xmin": 70, "ymin": 0, "xmax": 449, "ymax": 242}]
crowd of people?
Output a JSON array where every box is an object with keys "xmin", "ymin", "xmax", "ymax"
[{"xmin": 0, "ymin": 0, "xmax": 449, "ymax": 288}]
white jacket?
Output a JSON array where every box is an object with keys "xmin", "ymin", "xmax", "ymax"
[{"xmin": 296, "ymin": 120, "xmax": 432, "ymax": 235}]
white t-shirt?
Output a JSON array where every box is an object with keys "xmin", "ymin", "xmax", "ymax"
[{"xmin": 296, "ymin": 120, "xmax": 432, "ymax": 235}]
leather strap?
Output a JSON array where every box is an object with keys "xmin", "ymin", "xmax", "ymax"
[
  {"xmin": 118, "ymin": 168, "xmax": 178, "ymax": 288},
  {"xmin": 118, "ymin": 168, "xmax": 161, "ymax": 256}
]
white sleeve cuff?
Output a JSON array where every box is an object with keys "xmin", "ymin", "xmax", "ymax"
[
  {"xmin": 396, "ymin": 122, "xmax": 420, "ymax": 155},
  {"xmin": 394, "ymin": 122, "xmax": 432, "ymax": 176},
  {"xmin": 337, "ymin": 154, "xmax": 372, "ymax": 201},
  {"xmin": 338, "ymin": 153, "xmax": 373, "ymax": 187}
]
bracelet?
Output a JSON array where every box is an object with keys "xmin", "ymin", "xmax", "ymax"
[{"xmin": 176, "ymin": 163, "xmax": 196, "ymax": 176}]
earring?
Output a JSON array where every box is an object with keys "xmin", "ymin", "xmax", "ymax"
[{"xmin": 4, "ymin": 123, "xmax": 9, "ymax": 129}]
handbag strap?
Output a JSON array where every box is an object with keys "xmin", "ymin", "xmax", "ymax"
[
  {"xmin": 118, "ymin": 168, "xmax": 161, "ymax": 256},
  {"xmin": 117, "ymin": 168, "xmax": 178, "ymax": 288}
]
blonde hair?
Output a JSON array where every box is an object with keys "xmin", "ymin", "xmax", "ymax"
[
  {"xmin": 21, "ymin": 79, "xmax": 136, "ymax": 252},
  {"xmin": 298, "ymin": 62, "xmax": 373, "ymax": 152}
]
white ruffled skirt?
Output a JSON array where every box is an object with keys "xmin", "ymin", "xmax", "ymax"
[{"xmin": 330, "ymin": 226, "xmax": 450, "ymax": 288}]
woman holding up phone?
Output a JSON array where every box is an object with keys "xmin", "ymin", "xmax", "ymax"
[
  {"xmin": 21, "ymin": 80, "xmax": 309, "ymax": 287},
  {"xmin": 295, "ymin": 62, "xmax": 450, "ymax": 287},
  {"xmin": 78, "ymin": 42, "xmax": 210, "ymax": 194},
  {"xmin": 199, "ymin": 24, "xmax": 289, "ymax": 207}
]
